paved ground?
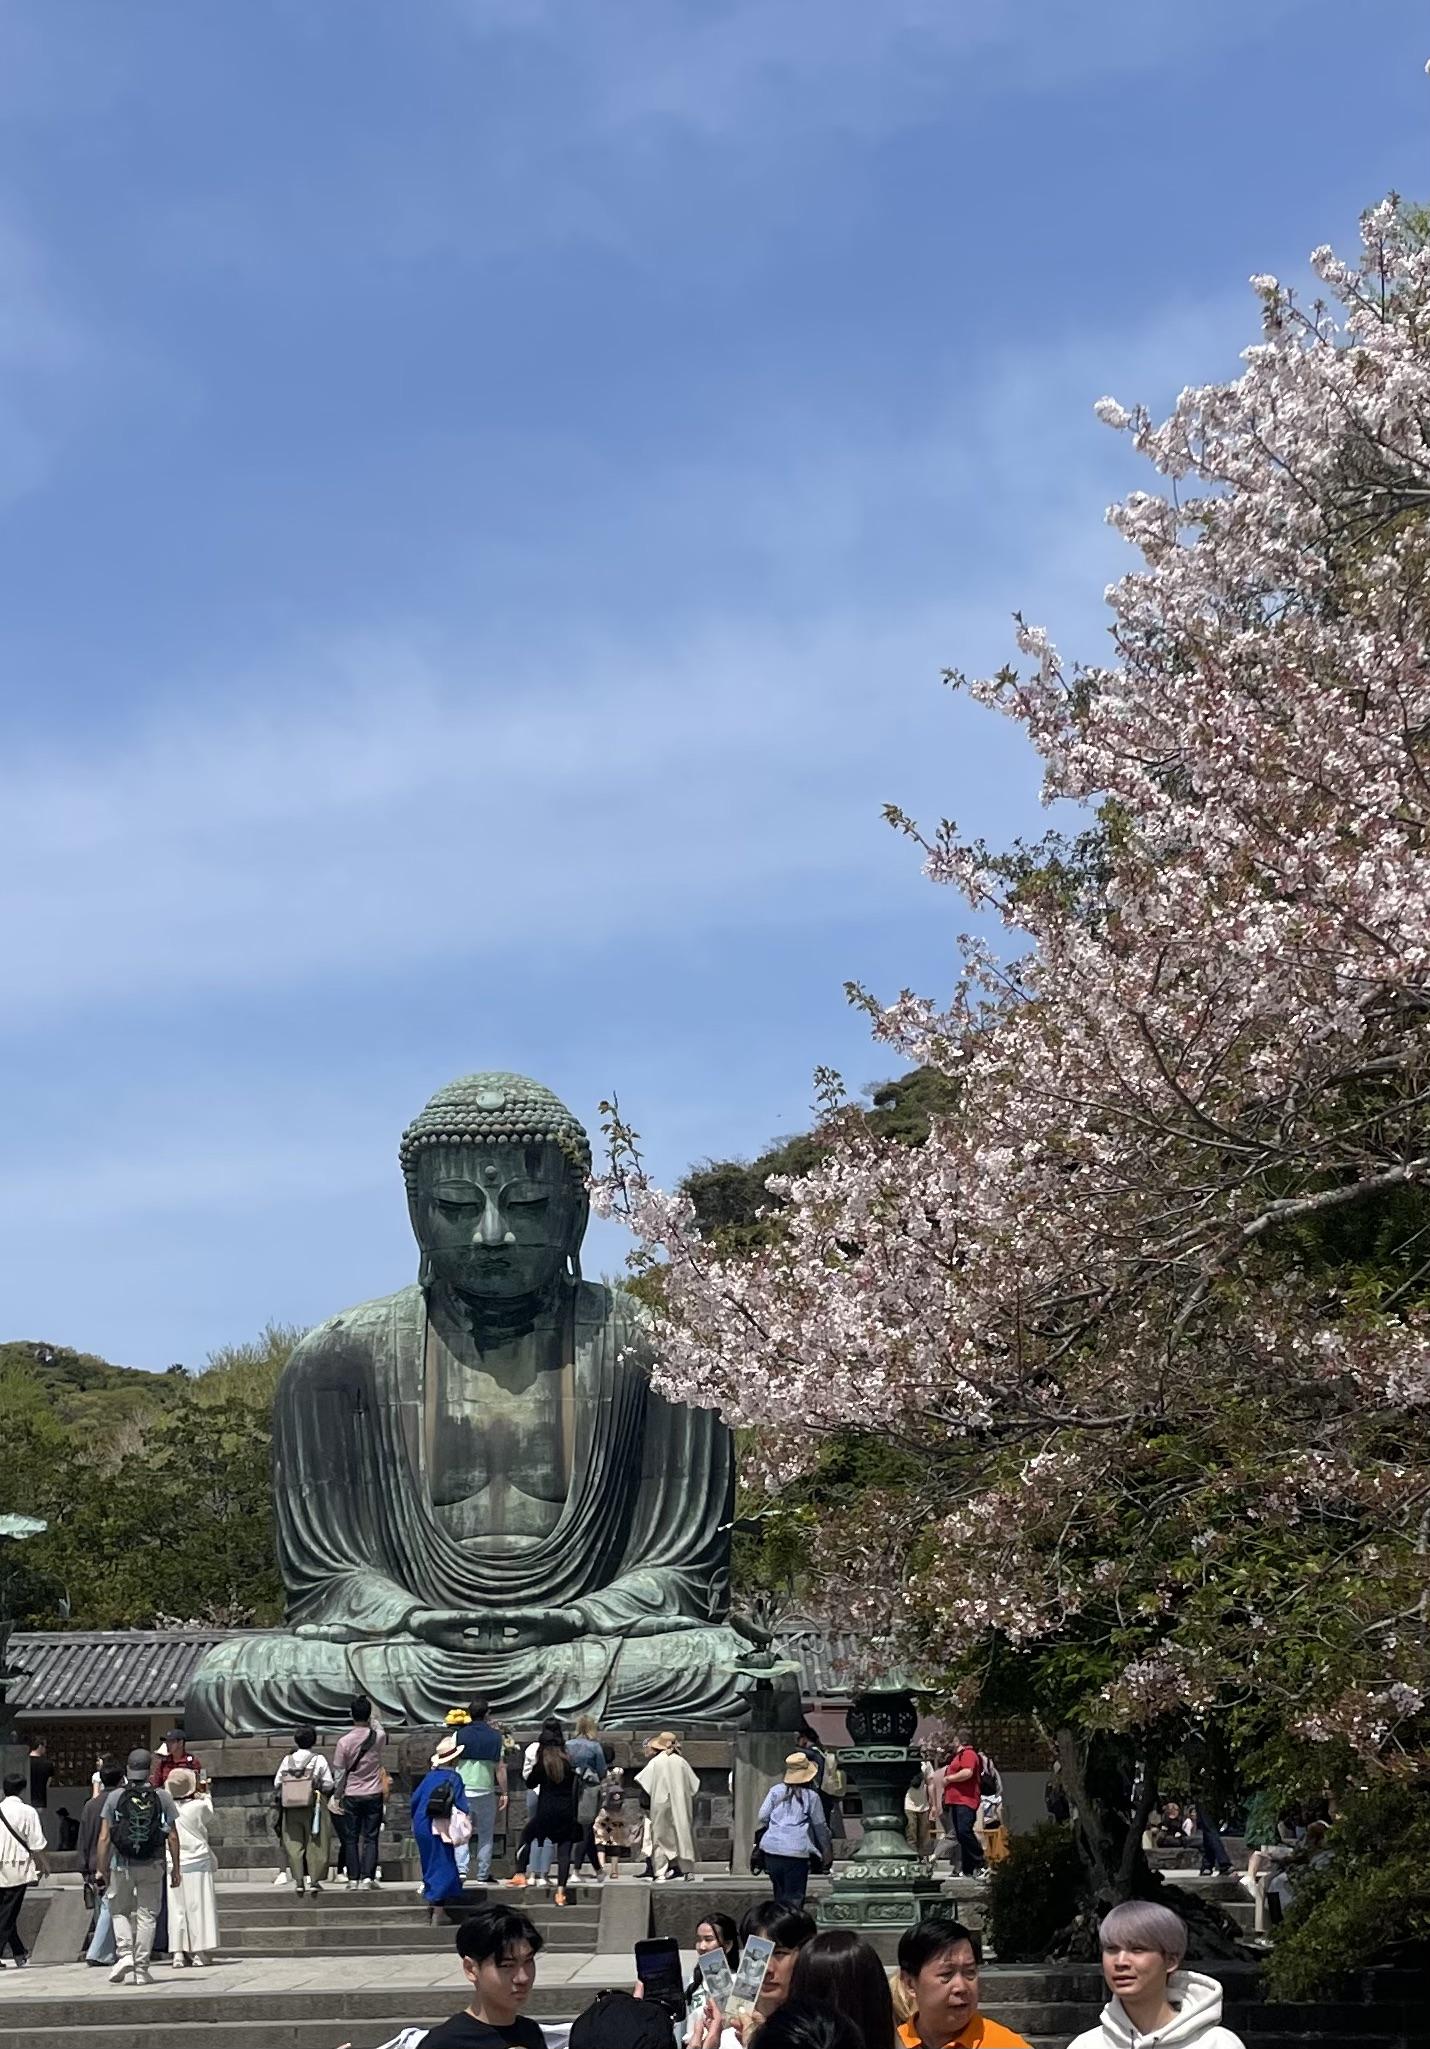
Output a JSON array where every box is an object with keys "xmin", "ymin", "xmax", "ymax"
[
  {"xmin": 0, "ymin": 1949, "xmax": 645, "ymax": 2002},
  {"xmin": 0, "ymin": 1877, "xmax": 660, "ymax": 2008}
]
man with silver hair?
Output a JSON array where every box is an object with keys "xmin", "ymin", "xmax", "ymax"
[{"xmin": 1066, "ymin": 1902, "xmax": 1245, "ymax": 2049}]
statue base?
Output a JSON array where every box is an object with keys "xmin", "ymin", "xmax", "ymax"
[{"xmin": 185, "ymin": 1623, "xmax": 755, "ymax": 1739}]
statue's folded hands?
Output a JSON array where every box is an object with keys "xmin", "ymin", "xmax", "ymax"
[
  {"xmin": 462, "ymin": 1606, "xmax": 586, "ymax": 1652},
  {"xmin": 402, "ymin": 1606, "xmax": 586, "ymax": 1652},
  {"xmin": 403, "ymin": 1607, "xmax": 481, "ymax": 1651}
]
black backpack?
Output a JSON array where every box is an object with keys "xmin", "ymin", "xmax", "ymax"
[
  {"xmin": 110, "ymin": 1785, "xmax": 166, "ymax": 1862},
  {"xmin": 426, "ymin": 1780, "xmax": 456, "ymax": 1821}
]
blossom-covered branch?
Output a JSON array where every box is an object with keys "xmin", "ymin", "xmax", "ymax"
[{"xmin": 595, "ymin": 200, "xmax": 1430, "ymax": 1757}]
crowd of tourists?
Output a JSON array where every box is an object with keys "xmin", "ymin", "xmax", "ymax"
[
  {"xmin": 0, "ymin": 1731, "xmax": 221, "ymax": 1984},
  {"xmin": 346, "ymin": 1895, "xmax": 1246, "ymax": 2049},
  {"xmin": 0, "ymin": 1704, "xmax": 1279, "ymax": 2047}
]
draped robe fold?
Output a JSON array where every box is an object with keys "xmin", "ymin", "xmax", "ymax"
[{"xmin": 186, "ymin": 1282, "xmax": 750, "ymax": 1734}]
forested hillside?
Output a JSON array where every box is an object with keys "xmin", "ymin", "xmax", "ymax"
[{"xmin": 0, "ymin": 1326, "xmax": 296, "ymax": 1629}]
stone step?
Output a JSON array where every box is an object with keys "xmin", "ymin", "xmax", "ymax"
[
  {"xmin": 219, "ymin": 1898, "xmax": 601, "ymax": 1926},
  {"xmin": 220, "ymin": 1924, "xmax": 598, "ymax": 1955},
  {"xmin": 221, "ymin": 1885, "xmax": 594, "ymax": 1917}
]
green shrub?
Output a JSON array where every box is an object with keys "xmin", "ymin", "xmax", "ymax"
[
  {"xmin": 1264, "ymin": 1772, "xmax": 1430, "ymax": 2001},
  {"xmin": 984, "ymin": 1823, "xmax": 1084, "ymax": 1960}
]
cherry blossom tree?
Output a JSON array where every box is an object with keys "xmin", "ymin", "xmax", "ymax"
[{"xmin": 597, "ymin": 201, "xmax": 1430, "ymax": 1864}]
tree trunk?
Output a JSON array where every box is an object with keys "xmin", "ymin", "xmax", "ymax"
[{"xmin": 1055, "ymin": 1726, "xmax": 1114, "ymax": 1901}]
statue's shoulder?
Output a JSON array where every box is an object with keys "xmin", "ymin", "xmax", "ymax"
[
  {"xmin": 577, "ymin": 1278, "xmax": 655, "ymax": 1351},
  {"xmin": 286, "ymin": 1284, "xmax": 423, "ymax": 1374}
]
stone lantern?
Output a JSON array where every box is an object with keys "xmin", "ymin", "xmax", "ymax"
[{"xmin": 818, "ymin": 1675, "xmax": 944, "ymax": 1933}]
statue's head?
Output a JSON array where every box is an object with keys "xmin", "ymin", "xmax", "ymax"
[{"xmin": 400, "ymin": 1072, "xmax": 591, "ymax": 1306}]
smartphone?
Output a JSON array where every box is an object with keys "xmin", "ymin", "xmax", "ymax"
[
  {"xmin": 635, "ymin": 1936, "xmax": 686, "ymax": 2021},
  {"xmin": 726, "ymin": 1935, "xmax": 775, "ymax": 2017},
  {"xmin": 698, "ymin": 1951, "xmax": 735, "ymax": 2009}
]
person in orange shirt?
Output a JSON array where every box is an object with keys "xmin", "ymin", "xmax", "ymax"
[{"xmin": 895, "ymin": 1919, "xmax": 1029, "ymax": 2049}]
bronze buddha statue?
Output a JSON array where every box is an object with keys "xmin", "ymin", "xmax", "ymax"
[{"xmin": 187, "ymin": 1073, "xmax": 750, "ymax": 1733}]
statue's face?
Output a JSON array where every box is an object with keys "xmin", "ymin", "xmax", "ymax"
[{"xmin": 412, "ymin": 1141, "xmax": 586, "ymax": 1301}]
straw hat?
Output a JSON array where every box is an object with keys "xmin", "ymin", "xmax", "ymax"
[
  {"xmin": 431, "ymin": 1735, "xmax": 464, "ymax": 1768},
  {"xmin": 166, "ymin": 1767, "xmax": 197, "ymax": 1799},
  {"xmin": 783, "ymin": 1752, "xmax": 820, "ymax": 1786},
  {"xmin": 644, "ymin": 1731, "xmax": 680, "ymax": 1754}
]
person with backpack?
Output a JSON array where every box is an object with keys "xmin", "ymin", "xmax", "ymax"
[
  {"xmin": 412, "ymin": 1736, "xmax": 471, "ymax": 1908},
  {"xmin": 453, "ymin": 1697, "xmax": 508, "ymax": 1886},
  {"xmin": 95, "ymin": 1747, "xmax": 181, "ymax": 1986},
  {"xmin": 274, "ymin": 1725, "xmax": 336, "ymax": 1895},
  {"xmin": 976, "ymin": 1753, "xmax": 1009, "ymax": 1865},
  {"xmin": 521, "ymin": 1729, "xmax": 583, "ymax": 1906},
  {"xmin": 593, "ymin": 1765, "xmax": 638, "ymax": 1878},
  {"xmin": 567, "ymin": 1715, "xmax": 611, "ymax": 1883},
  {"xmin": 940, "ymin": 1730, "xmax": 986, "ymax": 1878}
]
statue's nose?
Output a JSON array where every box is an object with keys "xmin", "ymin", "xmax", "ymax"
[{"xmin": 476, "ymin": 1200, "xmax": 516, "ymax": 1248}]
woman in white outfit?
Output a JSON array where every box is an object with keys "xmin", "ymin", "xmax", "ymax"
[
  {"xmin": 635, "ymin": 1732, "xmax": 699, "ymax": 1882},
  {"xmin": 1066, "ymin": 1902, "xmax": 1245, "ymax": 2049},
  {"xmin": 165, "ymin": 1769, "xmax": 218, "ymax": 1967}
]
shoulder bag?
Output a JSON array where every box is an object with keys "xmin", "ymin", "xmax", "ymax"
[
  {"xmin": 807, "ymin": 1790, "xmax": 834, "ymax": 1870},
  {"xmin": 0, "ymin": 1806, "xmax": 36, "ymax": 1865}
]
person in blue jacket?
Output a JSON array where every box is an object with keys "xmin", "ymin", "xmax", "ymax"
[{"xmin": 412, "ymin": 1736, "xmax": 471, "ymax": 1906}]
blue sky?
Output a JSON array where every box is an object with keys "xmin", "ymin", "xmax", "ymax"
[{"xmin": 1, "ymin": 0, "xmax": 1426, "ymax": 1367}]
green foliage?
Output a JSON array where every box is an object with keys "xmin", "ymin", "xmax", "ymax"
[
  {"xmin": 1265, "ymin": 1773, "xmax": 1430, "ymax": 1998},
  {"xmin": 682, "ymin": 1066, "xmax": 959, "ymax": 1254},
  {"xmin": 984, "ymin": 1823, "xmax": 1084, "ymax": 1960},
  {"xmin": 0, "ymin": 1323, "xmax": 297, "ymax": 1631}
]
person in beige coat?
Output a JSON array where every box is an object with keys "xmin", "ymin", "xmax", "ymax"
[{"xmin": 635, "ymin": 1732, "xmax": 699, "ymax": 1882}]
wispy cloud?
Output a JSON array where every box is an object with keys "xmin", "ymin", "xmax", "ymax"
[
  {"xmin": 450, "ymin": 0, "xmax": 1310, "ymax": 139},
  {"xmin": 0, "ymin": 284, "xmax": 1252, "ymax": 1025}
]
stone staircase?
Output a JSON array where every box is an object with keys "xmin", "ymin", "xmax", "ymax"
[{"xmin": 219, "ymin": 1884, "xmax": 603, "ymax": 1956}]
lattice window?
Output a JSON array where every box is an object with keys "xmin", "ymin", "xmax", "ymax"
[{"xmin": 31, "ymin": 1722, "xmax": 147, "ymax": 1785}]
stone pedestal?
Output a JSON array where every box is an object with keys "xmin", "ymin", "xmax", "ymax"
[
  {"xmin": 731, "ymin": 1730, "xmax": 795, "ymax": 1875},
  {"xmin": 818, "ymin": 1689, "xmax": 942, "ymax": 1934},
  {"xmin": 818, "ymin": 1744, "xmax": 944, "ymax": 1931}
]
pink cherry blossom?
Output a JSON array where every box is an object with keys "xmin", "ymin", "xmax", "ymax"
[{"xmin": 595, "ymin": 199, "xmax": 1430, "ymax": 1754}]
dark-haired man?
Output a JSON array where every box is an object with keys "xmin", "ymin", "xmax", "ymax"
[
  {"xmin": 897, "ymin": 1919, "xmax": 1029, "ymax": 2049},
  {"xmin": 333, "ymin": 1694, "xmax": 387, "ymax": 1890},
  {"xmin": 0, "ymin": 1769, "xmax": 49, "ymax": 1968},
  {"xmin": 940, "ymin": 1732, "xmax": 984, "ymax": 1878},
  {"xmin": 77, "ymin": 1762, "xmax": 124, "ymax": 1960},
  {"xmin": 96, "ymin": 1749, "xmax": 181, "ymax": 1987},
  {"xmin": 421, "ymin": 1904, "xmax": 547, "ymax": 2049}
]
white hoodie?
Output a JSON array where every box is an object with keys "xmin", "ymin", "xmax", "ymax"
[{"xmin": 1067, "ymin": 1970, "xmax": 1245, "ymax": 2049}]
